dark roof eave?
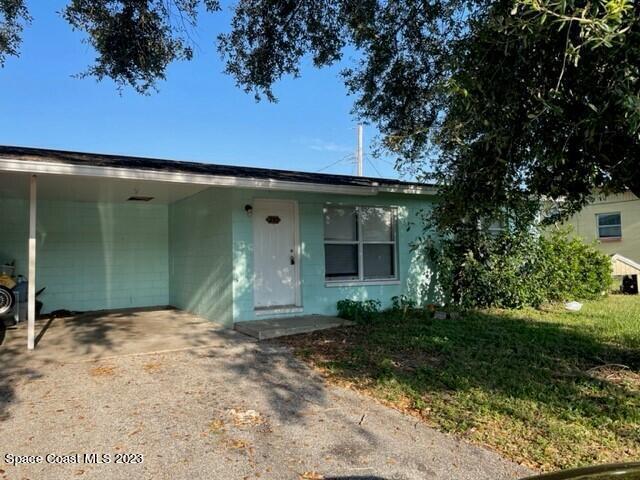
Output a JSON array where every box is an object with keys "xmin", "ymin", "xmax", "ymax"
[{"xmin": 0, "ymin": 145, "xmax": 436, "ymax": 194}]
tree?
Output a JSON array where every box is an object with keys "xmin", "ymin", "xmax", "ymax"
[
  {"xmin": 218, "ymin": 0, "xmax": 640, "ymax": 226},
  {"xmin": 1, "ymin": 1, "xmax": 221, "ymax": 93},
  {"xmin": 2, "ymin": 0, "xmax": 639, "ymax": 223},
  {"xmin": 0, "ymin": 0, "xmax": 30, "ymax": 67}
]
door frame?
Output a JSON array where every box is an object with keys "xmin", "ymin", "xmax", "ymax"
[{"xmin": 252, "ymin": 198, "xmax": 302, "ymax": 309}]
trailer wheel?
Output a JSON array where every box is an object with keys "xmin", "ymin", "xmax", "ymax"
[{"xmin": 0, "ymin": 285, "xmax": 15, "ymax": 316}]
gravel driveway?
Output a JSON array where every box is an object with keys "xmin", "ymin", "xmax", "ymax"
[{"xmin": 1, "ymin": 330, "xmax": 531, "ymax": 480}]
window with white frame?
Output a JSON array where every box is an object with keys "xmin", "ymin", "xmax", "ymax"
[
  {"xmin": 324, "ymin": 206, "xmax": 397, "ymax": 282},
  {"xmin": 486, "ymin": 219, "xmax": 505, "ymax": 237},
  {"xmin": 596, "ymin": 212, "xmax": 622, "ymax": 239}
]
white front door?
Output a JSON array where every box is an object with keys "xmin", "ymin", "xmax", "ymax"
[{"xmin": 253, "ymin": 199, "xmax": 299, "ymax": 308}]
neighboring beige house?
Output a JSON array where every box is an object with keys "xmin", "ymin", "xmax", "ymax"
[{"xmin": 563, "ymin": 191, "xmax": 639, "ymax": 293}]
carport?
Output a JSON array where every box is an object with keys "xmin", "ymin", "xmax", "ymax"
[
  {"xmin": 0, "ymin": 169, "xmax": 221, "ymax": 350},
  {"xmin": 1, "ymin": 145, "xmax": 438, "ymax": 352},
  {"xmin": 3, "ymin": 142, "xmax": 363, "ymax": 351},
  {"xmin": 0, "ymin": 307, "xmax": 245, "ymax": 362}
]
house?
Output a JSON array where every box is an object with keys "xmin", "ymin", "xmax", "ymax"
[
  {"xmin": 0, "ymin": 146, "xmax": 438, "ymax": 349},
  {"xmin": 562, "ymin": 191, "xmax": 640, "ymax": 293}
]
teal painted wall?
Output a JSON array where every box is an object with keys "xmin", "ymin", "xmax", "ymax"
[
  {"xmin": 168, "ymin": 188, "xmax": 233, "ymax": 327},
  {"xmin": 0, "ymin": 198, "xmax": 28, "ymax": 286},
  {"xmin": 0, "ymin": 197, "xmax": 169, "ymax": 313},
  {"xmin": 1, "ymin": 187, "xmax": 436, "ymax": 325},
  {"xmin": 230, "ymin": 188, "xmax": 438, "ymax": 322}
]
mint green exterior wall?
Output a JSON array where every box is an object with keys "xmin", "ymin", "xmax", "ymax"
[
  {"xmin": 0, "ymin": 186, "xmax": 436, "ymax": 325},
  {"xmin": 168, "ymin": 188, "xmax": 233, "ymax": 327},
  {"xmin": 0, "ymin": 197, "xmax": 169, "ymax": 313},
  {"xmin": 0, "ymin": 198, "xmax": 28, "ymax": 288},
  {"xmin": 230, "ymin": 188, "xmax": 437, "ymax": 322}
]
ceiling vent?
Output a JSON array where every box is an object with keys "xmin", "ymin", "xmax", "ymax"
[{"xmin": 127, "ymin": 196, "xmax": 154, "ymax": 202}]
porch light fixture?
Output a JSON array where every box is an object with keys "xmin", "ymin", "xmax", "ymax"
[
  {"xmin": 127, "ymin": 196, "xmax": 154, "ymax": 202},
  {"xmin": 244, "ymin": 204, "xmax": 253, "ymax": 216}
]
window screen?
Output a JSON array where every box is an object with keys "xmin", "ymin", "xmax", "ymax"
[
  {"xmin": 363, "ymin": 244, "xmax": 395, "ymax": 279},
  {"xmin": 325, "ymin": 244, "xmax": 359, "ymax": 279},
  {"xmin": 324, "ymin": 206, "xmax": 397, "ymax": 282},
  {"xmin": 361, "ymin": 208, "xmax": 393, "ymax": 242},
  {"xmin": 324, "ymin": 207, "xmax": 357, "ymax": 241}
]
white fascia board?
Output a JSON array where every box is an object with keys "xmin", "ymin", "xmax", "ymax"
[
  {"xmin": 612, "ymin": 253, "xmax": 640, "ymax": 271},
  {"xmin": 378, "ymin": 184, "xmax": 438, "ymax": 195},
  {"xmin": 0, "ymin": 158, "xmax": 381, "ymax": 196}
]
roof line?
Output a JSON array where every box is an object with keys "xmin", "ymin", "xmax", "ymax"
[
  {"xmin": 0, "ymin": 157, "xmax": 382, "ymax": 196},
  {"xmin": 0, "ymin": 145, "xmax": 437, "ymax": 196},
  {"xmin": 611, "ymin": 253, "xmax": 640, "ymax": 271}
]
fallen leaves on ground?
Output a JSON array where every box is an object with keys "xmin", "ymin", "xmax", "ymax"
[
  {"xmin": 278, "ymin": 296, "xmax": 640, "ymax": 472},
  {"xmin": 588, "ymin": 364, "xmax": 640, "ymax": 389},
  {"xmin": 299, "ymin": 471, "xmax": 324, "ymax": 479},
  {"xmin": 143, "ymin": 361, "xmax": 162, "ymax": 373},
  {"xmin": 208, "ymin": 419, "xmax": 226, "ymax": 434},
  {"xmin": 89, "ymin": 365, "xmax": 116, "ymax": 378},
  {"xmin": 223, "ymin": 438, "xmax": 251, "ymax": 450},
  {"xmin": 227, "ymin": 408, "xmax": 264, "ymax": 427}
]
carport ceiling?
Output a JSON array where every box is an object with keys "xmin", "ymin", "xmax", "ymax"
[{"xmin": 0, "ymin": 171, "xmax": 208, "ymax": 204}]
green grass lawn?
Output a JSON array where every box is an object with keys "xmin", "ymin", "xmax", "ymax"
[{"xmin": 280, "ymin": 295, "xmax": 640, "ymax": 472}]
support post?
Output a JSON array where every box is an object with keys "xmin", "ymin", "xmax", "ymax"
[
  {"xmin": 356, "ymin": 124, "xmax": 364, "ymax": 176},
  {"xmin": 27, "ymin": 174, "xmax": 37, "ymax": 350}
]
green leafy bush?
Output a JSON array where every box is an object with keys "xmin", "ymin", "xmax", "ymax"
[
  {"xmin": 389, "ymin": 294, "xmax": 421, "ymax": 319},
  {"xmin": 538, "ymin": 230, "xmax": 613, "ymax": 301},
  {"xmin": 430, "ymin": 228, "xmax": 612, "ymax": 309},
  {"xmin": 336, "ymin": 299, "xmax": 381, "ymax": 324},
  {"xmin": 390, "ymin": 294, "xmax": 417, "ymax": 311}
]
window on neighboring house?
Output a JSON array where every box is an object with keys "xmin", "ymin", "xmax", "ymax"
[
  {"xmin": 596, "ymin": 212, "xmax": 622, "ymax": 239},
  {"xmin": 486, "ymin": 219, "xmax": 505, "ymax": 237},
  {"xmin": 324, "ymin": 206, "xmax": 398, "ymax": 282}
]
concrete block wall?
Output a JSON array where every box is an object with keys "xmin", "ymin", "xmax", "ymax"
[
  {"xmin": 168, "ymin": 188, "xmax": 234, "ymax": 327},
  {"xmin": 230, "ymin": 188, "xmax": 438, "ymax": 322},
  {"xmin": 1, "ymin": 186, "xmax": 437, "ymax": 325},
  {"xmin": 0, "ymin": 198, "xmax": 28, "ymax": 282},
  {"xmin": 0, "ymin": 197, "xmax": 169, "ymax": 313}
]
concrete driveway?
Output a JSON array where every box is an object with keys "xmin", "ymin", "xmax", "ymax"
[{"xmin": 0, "ymin": 311, "xmax": 531, "ymax": 480}]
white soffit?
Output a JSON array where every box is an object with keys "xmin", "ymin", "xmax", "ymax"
[{"xmin": 0, "ymin": 171, "xmax": 209, "ymax": 204}]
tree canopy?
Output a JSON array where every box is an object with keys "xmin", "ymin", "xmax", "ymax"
[{"xmin": 2, "ymin": 0, "xmax": 639, "ymax": 225}]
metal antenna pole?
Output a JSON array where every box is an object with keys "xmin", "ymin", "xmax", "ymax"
[{"xmin": 356, "ymin": 124, "xmax": 363, "ymax": 176}]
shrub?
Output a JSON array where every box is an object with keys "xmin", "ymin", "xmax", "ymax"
[
  {"xmin": 389, "ymin": 294, "xmax": 420, "ymax": 319},
  {"xmin": 538, "ymin": 230, "xmax": 612, "ymax": 301},
  {"xmin": 430, "ymin": 228, "xmax": 612, "ymax": 309},
  {"xmin": 336, "ymin": 299, "xmax": 381, "ymax": 324},
  {"xmin": 390, "ymin": 294, "xmax": 417, "ymax": 311}
]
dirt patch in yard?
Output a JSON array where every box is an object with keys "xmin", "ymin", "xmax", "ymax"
[{"xmin": 587, "ymin": 364, "xmax": 640, "ymax": 390}]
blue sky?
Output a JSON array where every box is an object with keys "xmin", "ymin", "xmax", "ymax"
[{"xmin": 0, "ymin": 1, "xmax": 402, "ymax": 179}]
